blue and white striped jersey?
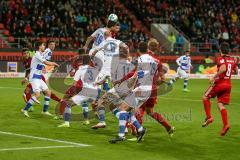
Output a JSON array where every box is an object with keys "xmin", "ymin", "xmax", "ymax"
[
  {"xmin": 176, "ymin": 55, "xmax": 192, "ymax": 70},
  {"xmin": 29, "ymin": 51, "xmax": 47, "ymax": 81},
  {"xmin": 43, "ymin": 48, "xmax": 53, "ymax": 61}
]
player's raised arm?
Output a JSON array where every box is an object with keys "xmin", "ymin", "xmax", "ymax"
[
  {"xmin": 83, "ymin": 36, "xmax": 95, "ymax": 53},
  {"xmin": 43, "ymin": 61, "xmax": 59, "ymax": 67}
]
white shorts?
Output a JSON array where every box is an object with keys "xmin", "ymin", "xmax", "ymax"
[
  {"xmin": 95, "ymin": 70, "xmax": 111, "ymax": 84},
  {"xmin": 123, "ymin": 86, "xmax": 152, "ymax": 109},
  {"xmin": 30, "ymin": 79, "xmax": 48, "ymax": 93},
  {"xmin": 176, "ymin": 67, "xmax": 189, "ymax": 79},
  {"xmin": 72, "ymin": 85, "xmax": 100, "ymax": 106},
  {"xmin": 72, "ymin": 94, "xmax": 95, "ymax": 106}
]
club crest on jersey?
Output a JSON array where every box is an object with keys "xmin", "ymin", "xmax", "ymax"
[{"xmin": 220, "ymin": 59, "xmax": 225, "ymax": 63}]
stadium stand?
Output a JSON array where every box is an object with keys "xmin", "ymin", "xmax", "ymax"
[
  {"xmin": 0, "ymin": 0, "xmax": 149, "ymax": 50},
  {"xmin": 122, "ymin": 0, "xmax": 240, "ymax": 49}
]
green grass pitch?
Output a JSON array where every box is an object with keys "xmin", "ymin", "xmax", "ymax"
[{"xmin": 0, "ymin": 78, "xmax": 240, "ymax": 160}]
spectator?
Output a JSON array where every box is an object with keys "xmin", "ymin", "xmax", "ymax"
[
  {"xmin": 176, "ymin": 33, "xmax": 185, "ymax": 52},
  {"xmin": 0, "ymin": 0, "xmax": 149, "ymax": 49},
  {"xmin": 167, "ymin": 32, "xmax": 176, "ymax": 51},
  {"xmin": 204, "ymin": 55, "xmax": 213, "ymax": 64}
]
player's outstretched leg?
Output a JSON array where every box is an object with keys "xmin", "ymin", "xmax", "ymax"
[
  {"xmin": 82, "ymin": 102, "xmax": 90, "ymax": 125},
  {"xmin": 50, "ymin": 92, "xmax": 62, "ymax": 103},
  {"xmin": 23, "ymin": 83, "xmax": 38, "ymax": 112},
  {"xmin": 183, "ymin": 78, "xmax": 190, "ymax": 92},
  {"xmin": 218, "ymin": 103, "xmax": 230, "ymax": 136},
  {"xmin": 148, "ymin": 111, "xmax": 175, "ymax": 136},
  {"xmin": 92, "ymin": 105, "xmax": 106, "ymax": 129},
  {"xmin": 21, "ymin": 91, "xmax": 41, "ymax": 117},
  {"xmin": 109, "ymin": 111, "xmax": 128, "ymax": 143},
  {"xmin": 42, "ymin": 95, "xmax": 52, "ymax": 116},
  {"xmin": 58, "ymin": 103, "xmax": 72, "ymax": 128},
  {"xmin": 202, "ymin": 96, "xmax": 214, "ymax": 127},
  {"xmin": 23, "ymin": 83, "xmax": 32, "ymax": 103},
  {"xmin": 129, "ymin": 112, "xmax": 147, "ymax": 143},
  {"xmin": 168, "ymin": 78, "xmax": 176, "ymax": 86}
]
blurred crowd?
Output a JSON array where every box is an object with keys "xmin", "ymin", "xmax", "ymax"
[
  {"xmin": 123, "ymin": 0, "xmax": 240, "ymax": 49},
  {"xmin": 0, "ymin": 0, "xmax": 239, "ymax": 50},
  {"xmin": 0, "ymin": 0, "xmax": 148, "ymax": 50}
]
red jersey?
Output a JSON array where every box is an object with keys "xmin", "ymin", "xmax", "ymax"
[
  {"xmin": 110, "ymin": 31, "xmax": 116, "ymax": 38},
  {"xmin": 69, "ymin": 56, "xmax": 82, "ymax": 77},
  {"xmin": 215, "ymin": 55, "xmax": 237, "ymax": 85},
  {"xmin": 23, "ymin": 57, "xmax": 32, "ymax": 70},
  {"xmin": 23, "ymin": 57, "xmax": 32, "ymax": 78}
]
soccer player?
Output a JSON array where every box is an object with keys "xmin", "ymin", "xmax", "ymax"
[
  {"xmin": 83, "ymin": 14, "xmax": 120, "ymax": 54},
  {"xmin": 135, "ymin": 39, "xmax": 175, "ymax": 136},
  {"xmin": 22, "ymin": 41, "xmax": 62, "ymax": 104},
  {"xmin": 21, "ymin": 48, "xmax": 33, "ymax": 102},
  {"xmin": 21, "ymin": 42, "xmax": 59, "ymax": 117},
  {"xmin": 90, "ymin": 31, "xmax": 128, "ymax": 129},
  {"xmin": 83, "ymin": 14, "xmax": 120, "ymax": 92},
  {"xmin": 202, "ymin": 42, "xmax": 238, "ymax": 136},
  {"xmin": 168, "ymin": 50, "xmax": 193, "ymax": 92},
  {"xmin": 92, "ymin": 43, "xmax": 136, "ymax": 130},
  {"xmin": 58, "ymin": 57, "xmax": 101, "ymax": 127},
  {"xmin": 109, "ymin": 41, "xmax": 163, "ymax": 143}
]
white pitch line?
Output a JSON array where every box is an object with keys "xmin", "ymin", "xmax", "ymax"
[
  {"xmin": 0, "ymin": 145, "xmax": 78, "ymax": 152},
  {"xmin": 0, "ymin": 131, "xmax": 91, "ymax": 147}
]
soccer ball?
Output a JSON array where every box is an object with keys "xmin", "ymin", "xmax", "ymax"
[{"xmin": 108, "ymin": 14, "xmax": 118, "ymax": 22}]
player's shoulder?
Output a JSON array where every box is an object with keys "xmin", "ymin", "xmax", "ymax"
[
  {"xmin": 79, "ymin": 65, "xmax": 88, "ymax": 70},
  {"xmin": 45, "ymin": 48, "xmax": 52, "ymax": 54},
  {"xmin": 96, "ymin": 27, "xmax": 106, "ymax": 33},
  {"xmin": 34, "ymin": 51, "xmax": 42, "ymax": 57},
  {"xmin": 225, "ymin": 56, "xmax": 236, "ymax": 64},
  {"xmin": 217, "ymin": 56, "xmax": 230, "ymax": 65}
]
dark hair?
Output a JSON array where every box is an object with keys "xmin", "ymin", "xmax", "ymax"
[
  {"xmin": 82, "ymin": 55, "xmax": 90, "ymax": 65},
  {"xmin": 47, "ymin": 40, "xmax": 55, "ymax": 46},
  {"xmin": 107, "ymin": 20, "xmax": 119, "ymax": 28},
  {"xmin": 35, "ymin": 41, "xmax": 46, "ymax": 48},
  {"xmin": 138, "ymin": 41, "xmax": 148, "ymax": 53},
  {"xmin": 220, "ymin": 42, "xmax": 230, "ymax": 55}
]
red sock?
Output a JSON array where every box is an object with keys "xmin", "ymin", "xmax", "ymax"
[
  {"xmin": 151, "ymin": 112, "xmax": 171, "ymax": 131},
  {"xmin": 203, "ymin": 99, "xmax": 211, "ymax": 119},
  {"xmin": 25, "ymin": 84, "xmax": 32, "ymax": 101},
  {"xmin": 135, "ymin": 107, "xmax": 145, "ymax": 125},
  {"xmin": 220, "ymin": 108, "xmax": 228, "ymax": 126},
  {"xmin": 51, "ymin": 93, "xmax": 61, "ymax": 102},
  {"xmin": 91, "ymin": 103, "xmax": 97, "ymax": 112},
  {"xmin": 59, "ymin": 101, "xmax": 67, "ymax": 115}
]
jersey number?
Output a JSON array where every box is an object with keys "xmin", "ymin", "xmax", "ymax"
[
  {"xmin": 96, "ymin": 34, "xmax": 104, "ymax": 45},
  {"xmin": 87, "ymin": 70, "xmax": 94, "ymax": 81},
  {"xmin": 226, "ymin": 64, "xmax": 232, "ymax": 77},
  {"xmin": 150, "ymin": 62, "xmax": 157, "ymax": 75},
  {"xmin": 109, "ymin": 42, "xmax": 116, "ymax": 52}
]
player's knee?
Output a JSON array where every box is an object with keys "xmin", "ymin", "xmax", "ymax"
[
  {"xmin": 202, "ymin": 95, "xmax": 208, "ymax": 101},
  {"xmin": 146, "ymin": 108, "xmax": 153, "ymax": 114},
  {"xmin": 34, "ymin": 92, "xmax": 41, "ymax": 99},
  {"xmin": 217, "ymin": 102, "xmax": 225, "ymax": 110},
  {"xmin": 118, "ymin": 103, "xmax": 128, "ymax": 111},
  {"xmin": 44, "ymin": 90, "xmax": 51, "ymax": 97}
]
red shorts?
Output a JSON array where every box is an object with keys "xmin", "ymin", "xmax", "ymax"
[
  {"xmin": 204, "ymin": 84, "xmax": 231, "ymax": 105},
  {"xmin": 140, "ymin": 97, "xmax": 157, "ymax": 110}
]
